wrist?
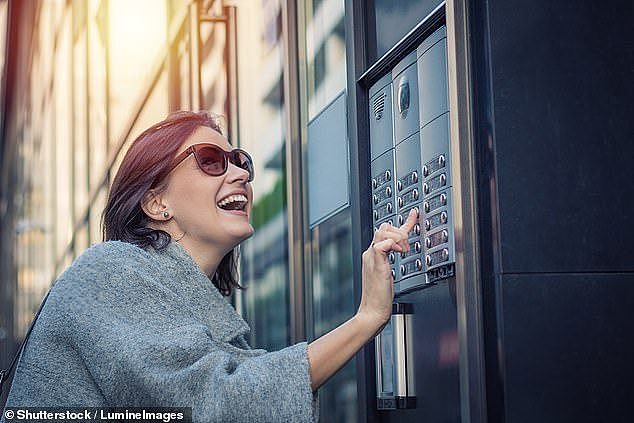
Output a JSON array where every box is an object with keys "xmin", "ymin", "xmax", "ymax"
[{"xmin": 354, "ymin": 310, "xmax": 389, "ymax": 338}]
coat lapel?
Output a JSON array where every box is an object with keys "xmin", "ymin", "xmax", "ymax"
[{"xmin": 144, "ymin": 240, "xmax": 251, "ymax": 343}]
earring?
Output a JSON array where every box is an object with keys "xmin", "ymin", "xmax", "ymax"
[{"xmin": 163, "ymin": 211, "xmax": 170, "ymax": 218}]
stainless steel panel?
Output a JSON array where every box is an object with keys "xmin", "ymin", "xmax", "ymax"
[
  {"xmin": 417, "ymin": 25, "xmax": 447, "ymax": 58},
  {"xmin": 418, "ymin": 37, "xmax": 449, "ymax": 127},
  {"xmin": 370, "ymin": 79, "xmax": 395, "ymax": 160}
]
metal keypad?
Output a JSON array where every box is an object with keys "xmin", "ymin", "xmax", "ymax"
[
  {"xmin": 371, "ymin": 150, "xmax": 396, "ymax": 229},
  {"xmin": 369, "ymin": 25, "xmax": 454, "ymax": 294},
  {"xmin": 394, "ymin": 132, "xmax": 424, "ymax": 288}
]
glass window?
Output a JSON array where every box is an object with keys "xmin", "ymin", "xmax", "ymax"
[
  {"xmin": 231, "ymin": 0, "xmax": 290, "ymax": 351},
  {"xmin": 112, "ymin": 70, "xmax": 169, "ymax": 182},
  {"xmin": 310, "ymin": 208, "xmax": 357, "ymax": 422},
  {"xmin": 305, "ymin": 0, "xmax": 346, "ymax": 120},
  {"xmin": 0, "ymin": 0, "xmax": 7, "ymax": 79},
  {"xmin": 200, "ymin": 1, "xmax": 227, "ymax": 116},
  {"xmin": 72, "ymin": 1, "xmax": 89, "ymax": 249},
  {"xmin": 369, "ymin": 0, "xmax": 442, "ymax": 62},
  {"xmin": 167, "ymin": 16, "xmax": 191, "ymax": 111},
  {"xmin": 88, "ymin": 0, "xmax": 108, "ymax": 195},
  {"xmin": 108, "ymin": 0, "xmax": 167, "ymax": 141},
  {"xmin": 54, "ymin": 10, "xmax": 73, "ymax": 260},
  {"xmin": 302, "ymin": 1, "xmax": 357, "ymax": 420}
]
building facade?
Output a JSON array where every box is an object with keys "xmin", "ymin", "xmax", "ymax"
[
  {"xmin": 1, "ymin": 1, "xmax": 355, "ymax": 420},
  {"xmin": 2, "ymin": 0, "xmax": 633, "ymax": 422}
]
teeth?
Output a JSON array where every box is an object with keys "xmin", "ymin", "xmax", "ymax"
[{"xmin": 217, "ymin": 194, "xmax": 248, "ymax": 208}]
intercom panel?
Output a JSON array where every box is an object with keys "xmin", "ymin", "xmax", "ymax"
[
  {"xmin": 371, "ymin": 23, "xmax": 456, "ymax": 413},
  {"xmin": 368, "ymin": 24, "xmax": 454, "ymax": 294}
]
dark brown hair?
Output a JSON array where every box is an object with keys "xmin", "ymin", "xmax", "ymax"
[{"xmin": 101, "ymin": 110, "xmax": 244, "ymax": 296}]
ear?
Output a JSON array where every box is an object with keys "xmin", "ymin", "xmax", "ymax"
[{"xmin": 141, "ymin": 189, "xmax": 170, "ymax": 221}]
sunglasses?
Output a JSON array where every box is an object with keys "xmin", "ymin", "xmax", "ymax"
[{"xmin": 168, "ymin": 143, "xmax": 255, "ymax": 182}]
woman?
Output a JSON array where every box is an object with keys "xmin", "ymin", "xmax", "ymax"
[{"xmin": 1, "ymin": 111, "xmax": 418, "ymax": 422}]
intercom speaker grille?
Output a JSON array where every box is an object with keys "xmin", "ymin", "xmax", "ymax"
[{"xmin": 373, "ymin": 93, "xmax": 387, "ymax": 120}]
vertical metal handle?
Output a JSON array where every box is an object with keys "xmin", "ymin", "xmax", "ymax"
[{"xmin": 375, "ymin": 303, "xmax": 416, "ymax": 409}]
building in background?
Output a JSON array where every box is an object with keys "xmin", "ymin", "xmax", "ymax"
[
  {"xmin": 2, "ymin": 1, "xmax": 633, "ymax": 422},
  {"xmin": 0, "ymin": 0, "xmax": 354, "ymax": 420}
]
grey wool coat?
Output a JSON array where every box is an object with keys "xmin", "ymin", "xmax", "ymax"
[{"xmin": 2, "ymin": 240, "xmax": 319, "ymax": 422}]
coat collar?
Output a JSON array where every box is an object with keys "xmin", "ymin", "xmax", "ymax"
[{"xmin": 143, "ymin": 239, "xmax": 250, "ymax": 343}]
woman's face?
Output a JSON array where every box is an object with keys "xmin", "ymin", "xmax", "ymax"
[{"xmin": 162, "ymin": 125, "xmax": 254, "ymax": 253}]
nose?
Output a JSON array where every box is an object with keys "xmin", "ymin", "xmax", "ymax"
[{"xmin": 226, "ymin": 162, "xmax": 250, "ymax": 184}]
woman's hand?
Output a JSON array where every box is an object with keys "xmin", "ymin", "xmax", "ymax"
[
  {"xmin": 357, "ymin": 208, "xmax": 419, "ymax": 332},
  {"xmin": 306, "ymin": 209, "xmax": 418, "ymax": 391}
]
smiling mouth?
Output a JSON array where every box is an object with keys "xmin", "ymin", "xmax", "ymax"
[{"xmin": 217, "ymin": 194, "xmax": 248, "ymax": 213}]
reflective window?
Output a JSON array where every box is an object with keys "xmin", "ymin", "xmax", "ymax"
[
  {"xmin": 310, "ymin": 208, "xmax": 357, "ymax": 422},
  {"xmin": 72, "ymin": 2, "xmax": 89, "ymax": 250},
  {"xmin": 0, "ymin": 0, "xmax": 7, "ymax": 81},
  {"xmin": 229, "ymin": 0, "xmax": 290, "ymax": 351},
  {"xmin": 303, "ymin": 0, "xmax": 357, "ymax": 420},
  {"xmin": 54, "ymin": 8, "xmax": 73, "ymax": 263},
  {"xmin": 305, "ymin": 0, "xmax": 346, "ymax": 120},
  {"xmin": 200, "ymin": 1, "xmax": 228, "ymax": 116},
  {"xmin": 108, "ymin": 0, "xmax": 167, "ymax": 141},
  {"xmin": 370, "ymin": 0, "xmax": 442, "ymax": 61}
]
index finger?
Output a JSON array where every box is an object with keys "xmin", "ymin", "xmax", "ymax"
[{"xmin": 400, "ymin": 208, "xmax": 419, "ymax": 233}]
